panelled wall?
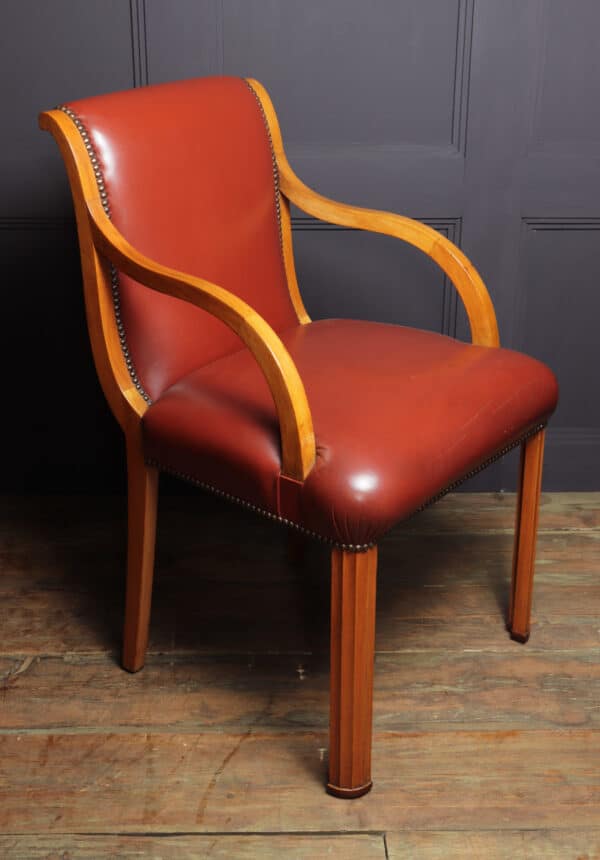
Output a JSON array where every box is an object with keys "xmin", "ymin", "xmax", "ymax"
[{"xmin": 3, "ymin": 0, "xmax": 598, "ymax": 491}]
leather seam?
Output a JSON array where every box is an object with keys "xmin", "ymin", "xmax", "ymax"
[
  {"xmin": 413, "ymin": 421, "xmax": 547, "ymax": 516},
  {"xmin": 145, "ymin": 459, "xmax": 374, "ymax": 552},
  {"xmin": 242, "ymin": 79, "xmax": 287, "ymax": 277},
  {"xmin": 145, "ymin": 421, "xmax": 547, "ymax": 552},
  {"xmin": 57, "ymin": 105, "xmax": 153, "ymax": 405}
]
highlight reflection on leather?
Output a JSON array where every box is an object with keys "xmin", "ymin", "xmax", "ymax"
[{"xmin": 143, "ymin": 319, "xmax": 558, "ymax": 546}]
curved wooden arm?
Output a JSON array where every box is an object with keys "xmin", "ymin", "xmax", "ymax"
[
  {"xmin": 247, "ymin": 79, "xmax": 500, "ymax": 349},
  {"xmin": 282, "ymin": 174, "xmax": 500, "ymax": 347},
  {"xmin": 86, "ymin": 199, "xmax": 316, "ymax": 481}
]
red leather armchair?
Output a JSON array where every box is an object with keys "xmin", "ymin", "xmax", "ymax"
[{"xmin": 40, "ymin": 77, "xmax": 557, "ymax": 798}]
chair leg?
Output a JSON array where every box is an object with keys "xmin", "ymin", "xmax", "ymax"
[
  {"xmin": 509, "ymin": 429, "xmax": 546, "ymax": 643},
  {"xmin": 328, "ymin": 546, "xmax": 377, "ymax": 798},
  {"xmin": 122, "ymin": 444, "xmax": 158, "ymax": 673}
]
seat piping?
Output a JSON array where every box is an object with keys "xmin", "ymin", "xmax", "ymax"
[
  {"xmin": 58, "ymin": 104, "xmax": 153, "ymax": 404},
  {"xmin": 146, "ymin": 420, "xmax": 547, "ymax": 552}
]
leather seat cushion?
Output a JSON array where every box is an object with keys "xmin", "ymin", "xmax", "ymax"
[{"xmin": 142, "ymin": 319, "xmax": 558, "ymax": 547}]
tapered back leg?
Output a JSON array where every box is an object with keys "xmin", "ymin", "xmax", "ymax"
[
  {"xmin": 328, "ymin": 546, "xmax": 377, "ymax": 798},
  {"xmin": 509, "ymin": 429, "xmax": 546, "ymax": 643},
  {"xmin": 122, "ymin": 442, "xmax": 159, "ymax": 672}
]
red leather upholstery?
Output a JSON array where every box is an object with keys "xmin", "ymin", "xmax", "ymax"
[
  {"xmin": 65, "ymin": 78, "xmax": 297, "ymax": 400},
  {"xmin": 143, "ymin": 319, "xmax": 558, "ymax": 547},
  {"xmin": 62, "ymin": 77, "xmax": 558, "ymax": 547}
]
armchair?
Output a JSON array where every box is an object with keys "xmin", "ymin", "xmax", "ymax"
[{"xmin": 40, "ymin": 77, "xmax": 557, "ymax": 798}]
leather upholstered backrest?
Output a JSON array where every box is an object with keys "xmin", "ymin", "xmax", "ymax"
[{"xmin": 63, "ymin": 77, "xmax": 297, "ymax": 401}]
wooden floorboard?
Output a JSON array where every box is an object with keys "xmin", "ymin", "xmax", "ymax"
[
  {"xmin": 1, "ymin": 529, "xmax": 599, "ymax": 655},
  {"xmin": 0, "ymin": 833, "xmax": 386, "ymax": 859},
  {"xmin": 386, "ymin": 829, "xmax": 600, "ymax": 859},
  {"xmin": 1, "ymin": 729, "xmax": 599, "ymax": 831},
  {"xmin": 1, "ymin": 648, "xmax": 599, "ymax": 732},
  {"xmin": 2, "ymin": 831, "xmax": 600, "ymax": 860},
  {"xmin": 0, "ymin": 492, "xmax": 599, "ymax": 855}
]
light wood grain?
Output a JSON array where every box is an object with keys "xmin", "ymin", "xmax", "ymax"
[
  {"xmin": 0, "ymin": 491, "xmax": 595, "ymax": 543},
  {"xmin": 2, "ymin": 648, "xmax": 599, "ymax": 733},
  {"xmin": 510, "ymin": 430, "xmax": 546, "ymax": 641},
  {"xmin": 277, "ymin": 178, "xmax": 311, "ymax": 326},
  {"xmin": 122, "ymin": 442, "xmax": 158, "ymax": 672},
  {"xmin": 408, "ymin": 491, "xmax": 600, "ymax": 532},
  {"xmin": 1, "ymin": 492, "xmax": 599, "ymax": 847},
  {"xmin": 387, "ymin": 829, "xmax": 600, "ymax": 859},
  {"xmin": 328, "ymin": 547, "xmax": 377, "ymax": 796},
  {"xmin": 1, "ymin": 499, "xmax": 598, "ymax": 656},
  {"xmin": 0, "ymin": 834, "xmax": 386, "ymax": 860},
  {"xmin": 1, "ymin": 730, "xmax": 599, "ymax": 831}
]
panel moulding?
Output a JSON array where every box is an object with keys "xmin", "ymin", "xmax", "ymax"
[
  {"xmin": 523, "ymin": 217, "xmax": 600, "ymax": 231},
  {"xmin": 451, "ymin": 0, "xmax": 474, "ymax": 155},
  {"xmin": 291, "ymin": 215, "xmax": 462, "ymax": 337},
  {"xmin": 513, "ymin": 215, "xmax": 600, "ymax": 349},
  {"xmin": 130, "ymin": 0, "xmax": 149, "ymax": 87}
]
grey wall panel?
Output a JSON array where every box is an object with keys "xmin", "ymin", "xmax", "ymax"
[
  {"xmin": 293, "ymin": 220, "xmax": 459, "ymax": 336},
  {"xmin": 220, "ymin": 0, "xmax": 472, "ymax": 210},
  {"xmin": 543, "ymin": 430, "xmax": 600, "ymax": 490},
  {"xmin": 285, "ymin": 151, "xmax": 465, "ymax": 220},
  {"xmin": 510, "ymin": 0, "xmax": 600, "ymax": 486},
  {"xmin": 145, "ymin": 0, "xmax": 222, "ymax": 83},
  {"xmin": 518, "ymin": 221, "xmax": 600, "ymax": 430},
  {"xmin": 521, "ymin": 0, "xmax": 600, "ymax": 214},
  {"xmin": 2, "ymin": 0, "xmax": 134, "ymax": 218},
  {"xmin": 529, "ymin": 0, "xmax": 600, "ymax": 155},
  {"xmin": 223, "ymin": 0, "xmax": 465, "ymax": 149},
  {"xmin": 458, "ymin": 0, "xmax": 541, "ymax": 349},
  {"xmin": 522, "ymin": 157, "xmax": 600, "ymax": 218}
]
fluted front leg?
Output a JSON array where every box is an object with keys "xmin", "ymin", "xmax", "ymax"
[
  {"xmin": 328, "ymin": 546, "xmax": 377, "ymax": 798},
  {"xmin": 509, "ymin": 429, "xmax": 545, "ymax": 643}
]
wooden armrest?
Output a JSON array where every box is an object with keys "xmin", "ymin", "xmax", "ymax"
[
  {"xmin": 246, "ymin": 79, "xmax": 499, "ymax": 349},
  {"xmin": 86, "ymin": 199, "xmax": 316, "ymax": 481},
  {"xmin": 280, "ymin": 168, "xmax": 499, "ymax": 348}
]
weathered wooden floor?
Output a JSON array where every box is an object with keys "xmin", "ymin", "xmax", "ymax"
[{"xmin": 0, "ymin": 491, "xmax": 599, "ymax": 858}]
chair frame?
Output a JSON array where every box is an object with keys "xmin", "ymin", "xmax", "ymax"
[{"xmin": 39, "ymin": 78, "xmax": 545, "ymax": 798}]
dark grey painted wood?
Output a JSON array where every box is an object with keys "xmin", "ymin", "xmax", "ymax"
[
  {"xmin": 518, "ymin": 222, "xmax": 600, "ymax": 429},
  {"xmin": 2, "ymin": 0, "xmax": 134, "ymax": 217},
  {"xmin": 3, "ymin": 0, "xmax": 599, "ymax": 490},
  {"xmin": 145, "ymin": 0, "xmax": 221, "ymax": 84},
  {"xmin": 223, "ymin": 0, "xmax": 465, "ymax": 147},
  {"xmin": 222, "ymin": 0, "xmax": 472, "ymax": 213}
]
